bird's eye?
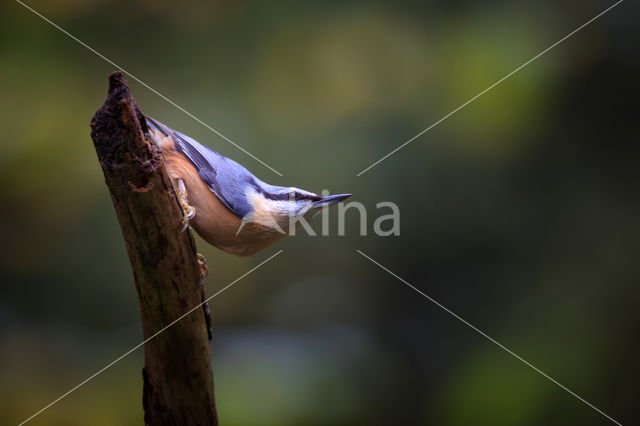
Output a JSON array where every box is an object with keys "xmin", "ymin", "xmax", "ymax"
[{"xmin": 289, "ymin": 191, "xmax": 296, "ymax": 201}]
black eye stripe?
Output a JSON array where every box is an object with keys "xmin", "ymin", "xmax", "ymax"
[
  {"xmin": 262, "ymin": 192, "xmax": 291, "ymax": 201},
  {"xmin": 261, "ymin": 191, "xmax": 322, "ymax": 202}
]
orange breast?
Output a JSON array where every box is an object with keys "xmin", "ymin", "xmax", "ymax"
[{"xmin": 162, "ymin": 150, "xmax": 285, "ymax": 256}]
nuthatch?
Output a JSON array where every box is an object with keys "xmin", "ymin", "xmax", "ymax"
[{"xmin": 144, "ymin": 116, "xmax": 351, "ymax": 256}]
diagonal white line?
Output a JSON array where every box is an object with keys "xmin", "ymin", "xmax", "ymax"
[
  {"xmin": 356, "ymin": 0, "xmax": 624, "ymax": 176},
  {"xmin": 356, "ymin": 249, "xmax": 623, "ymax": 426},
  {"xmin": 17, "ymin": 249, "xmax": 284, "ymax": 426},
  {"xmin": 13, "ymin": 0, "xmax": 284, "ymax": 177}
]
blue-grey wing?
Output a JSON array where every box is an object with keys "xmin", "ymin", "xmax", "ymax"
[{"xmin": 145, "ymin": 116, "xmax": 253, "ymax": 218}]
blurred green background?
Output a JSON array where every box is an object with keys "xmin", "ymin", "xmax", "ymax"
[{"xmin": 1, "ymin": 0, "xmax": 638, "ymax": 425}]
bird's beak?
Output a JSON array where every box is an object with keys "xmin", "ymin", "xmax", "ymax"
[{"xmin": 312, "ymin": 193, "xmax": 352, "ymax": 208}]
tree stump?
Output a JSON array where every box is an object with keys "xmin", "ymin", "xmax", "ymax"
[{"xmin": 90, "ymin": 71, "xmax": 218, "ymax": 426}]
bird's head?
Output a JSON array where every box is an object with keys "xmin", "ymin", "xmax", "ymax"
[{"xmin": 243, "ymin": 183, "xmax": 351, "ymax": 233}]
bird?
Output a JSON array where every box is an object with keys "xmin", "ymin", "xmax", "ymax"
[{"xmin": 144, "ymin": 116, "xmax": 351, "ymax": 257}]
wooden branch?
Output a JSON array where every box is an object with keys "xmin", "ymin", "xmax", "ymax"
[{"xmin": 90, "ymin": 71, "xmax": 218, "ymax": 426}]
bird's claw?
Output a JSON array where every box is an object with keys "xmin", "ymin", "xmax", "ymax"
[
  {"xmin": 198, "ymin": 255, "xmax": 213, "ymax": 341},
  {"xmin": 176, "ymin": 178, "xmax": 195, "ymax": 232},
  {"xmin": 197, "ymin": 253, "xmax": 208, "ymax": 283},
  {"xmin": 179, "ymin": 209, "xmax": 194, "ymax": 233}
]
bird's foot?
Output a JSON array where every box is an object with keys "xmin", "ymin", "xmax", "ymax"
[
  {"xmin": 197, "ymin": 253, "xmax": 213, "ymax": 340},
  {"xmin": 176, "ymin": 178, "xmax": 195, "ymax": 232},
  {"xmin": 197, "ymin": 252, "xmax": 208, "ymax": 283}
]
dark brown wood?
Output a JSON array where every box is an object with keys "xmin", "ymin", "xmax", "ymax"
[{"xmin": 90, "ymin": 71, "xmax": 217, "ymax": 426}]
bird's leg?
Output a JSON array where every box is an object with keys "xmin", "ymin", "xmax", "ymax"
[
  {"xmin": 197, "ymin": 252, "xmax": 213, "ymax": 340},
  {"xmin": 175, "ymin": 178, "xmax": 195, "ymax": 232}
]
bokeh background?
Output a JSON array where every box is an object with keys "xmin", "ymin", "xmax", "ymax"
[{"xmin": 1, "ymin": 0, "xmax": 638, "ymax": 425}]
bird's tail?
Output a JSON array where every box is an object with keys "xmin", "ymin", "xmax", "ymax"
[
  {"xmin": 144, "ymin": 115, "xmax": 165, "ymax": 135},
  {"xmin": 144, "ymin": 115, "xmax": 177, "ymax": 152}
]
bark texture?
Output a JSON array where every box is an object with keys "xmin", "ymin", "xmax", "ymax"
[{"xmin": 90, "ymin": 71, "xmax": 217, "ymax": 426}]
